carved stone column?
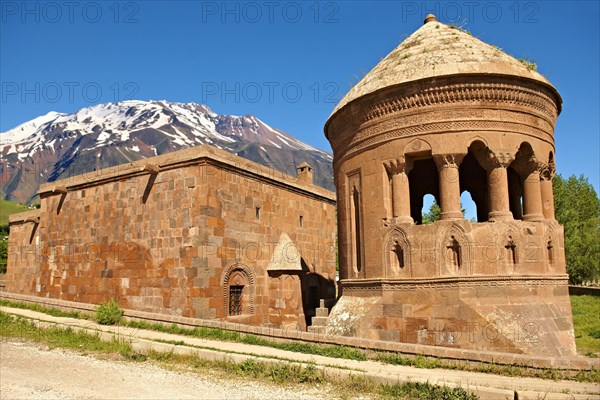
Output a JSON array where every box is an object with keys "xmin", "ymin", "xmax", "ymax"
[
  {"xmin": 471, "ymin": 146, "xmax": 514, "ymax": 221},
  {"xmin": 487, "ymin": 165, "xmax": 513, "ymax": 221},
  {"xmin": 434, "ymin": 154, "xmax": 465, "ymax": 220},
  {"xmin": 540, "ymin": 164, "xmax": 556, "ymax": 220},
  {"xmin": 385, "ymin": 158, "xmax": 413, "ymax": 224},
  {"xmin": 521, "ymin": 161, "xmax": 545, "ymax": 222}
]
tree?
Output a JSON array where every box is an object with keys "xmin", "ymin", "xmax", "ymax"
[
  {"xmin": 553, "ymin": 174, "xmax": 600, "ymax": 285},
  {"xmin": 422, "ymin": 201, "xmax": 441, "ymax": 224},
  {"xmin": 422, "ymin": 201, "xmax": 466, "ymax": 224}
]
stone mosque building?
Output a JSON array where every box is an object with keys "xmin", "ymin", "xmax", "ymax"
[{"xmin": 7, "ymin": 15, "xmax": 576, "ymax": 357}]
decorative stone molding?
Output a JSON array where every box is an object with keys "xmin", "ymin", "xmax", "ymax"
[
  {"xmin": 383, "ymin": 227, "xmax": 412, "ymax": 277},
  {"xmin": 340, "ymin": 274, "xmax": 570, "ymax": 291},
  {"xmin": 362, "ymin": 81, "xmax": 559, "ymax": 124},
  {"xmin": 436, "ymin": 223, "xmax": 473, "ymax": 276},
  {"xmin": 221, "ymin": 263, "xmax": 256, "ymax": 316},
  {"xmin": 543, "ymin": 223, "xmax": 562, "ymax": 271},
  {"xmin": 326, "ymin": 78, "xmax": 560, "ymax": 159}
]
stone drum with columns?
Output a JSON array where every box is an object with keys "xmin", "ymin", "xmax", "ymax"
[{"xmin": 324, "ymin": 15, "xmax": 576, "ymax": 356}]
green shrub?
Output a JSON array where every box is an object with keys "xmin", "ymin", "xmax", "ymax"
[
  {"xmin": 0, "ymin": 240, "xmax": 8, "ymax": 274},
  {"xmin": 96, "ymin": 299, "xmax": 123, "ymax": 325},
  {"xmin": 589, "ymin": 328, "xmax": 600, "ymax": 340}
]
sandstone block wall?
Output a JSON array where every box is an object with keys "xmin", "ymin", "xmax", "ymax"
[{"xmin": 7, "ymin": 146, "xmax": 337, "ymax": 330}]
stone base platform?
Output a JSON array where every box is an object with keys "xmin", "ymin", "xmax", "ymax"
[{"xmin": 326, "ymin": 275, "xmax": 577, "ymax": 357}]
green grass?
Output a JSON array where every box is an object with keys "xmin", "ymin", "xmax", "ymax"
[
  {"xmin": 0, "ymin": 299, "xmax": 93, "ymax": 320},
  {"xmin": 0, "ymin": 199, "xmax": 30, "ymax": 226},
  {"xmin": 0, "ymin": 311, "xmax": 478, "ymax": 400},
  {"xmin": 2, "ymin": 298, "xmax": 598, "ymax": 383},
  {"xmin": 125, "ymin": 319, "xmax": 367, "ymax": 361},
  {"xmin": 0, "ymin": 311, "xmax": 134, "ymax": 357},
  {"xmin": 571, "ymin": 295, "xmax": 600, "ymax": 356}
]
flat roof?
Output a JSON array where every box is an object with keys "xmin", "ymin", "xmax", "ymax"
[{"xmin": 37, "ymin": 145, "xmax": 336, "ymax": 203}]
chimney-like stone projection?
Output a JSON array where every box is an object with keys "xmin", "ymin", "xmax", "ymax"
[
  {"xmin": 323, "ymin": 15, "xmax": 576, "ymax": 357},
  {"xmin": 296, "ymin": 162, "xmax": 314, "ymax": 184}
]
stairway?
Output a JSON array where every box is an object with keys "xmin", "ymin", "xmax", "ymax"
[{"xmin": 307, "ymin": 299, "xmax": 329, "ymax": 334}]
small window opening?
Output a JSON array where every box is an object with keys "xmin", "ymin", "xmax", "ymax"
[
  {"xmin": 446, "ymin": 236, "xmax": 461, "ymax": 270},
  {"xmin": 229, "ymin": 285, "xmax": 243, "ymax": 316},
  {"xmin": 392, "ymin": 240, "xmax": 405, "ymax": 269},
  {"xmin": 299, "ymin": 215, "xmax": 303, "ymax": 227},
  {"xmin": 547, "ymin": 240, "xmax": 554, "ymax": 264},
  {"xmin": 505, "ymin": 236, "xmax": 517, "ymax": 266},
  {"xmin": 255, "ymin": 207, "xmax": 260, "ymax": 220}
]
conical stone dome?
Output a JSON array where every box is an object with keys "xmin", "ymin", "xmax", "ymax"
[{"xmin": 331, "ymin": 15, "xmax": 559, "ymax": 117}]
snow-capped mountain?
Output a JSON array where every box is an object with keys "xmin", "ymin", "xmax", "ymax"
[{"xmin": 0, "ymin": 100, "xmax": 334, "ymax": 202}]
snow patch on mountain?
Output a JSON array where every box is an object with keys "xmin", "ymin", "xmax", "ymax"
[{"xmin": 0, "ymin": 100, "xmax": 334, "ymax": 202}]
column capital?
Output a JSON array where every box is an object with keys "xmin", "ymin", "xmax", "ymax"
[
  {"xmin": 512, "ymin": 152, "xmax": 543, "ymax": 177},
  {"xmin": 433, "ymin": 153, "xmax": 466, "ymax": 170},
  {"xmin": 384, "ymin": 157, "xmax": 413, "ymax": 175},
  {"xmin": 540, "ymin": 163, "xmax": 556, "ymax": 181},
  {"xmin": 473, "ymin": 147, "xmax": 515, "ymax": 171}
]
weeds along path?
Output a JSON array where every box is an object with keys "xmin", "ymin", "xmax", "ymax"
[
  {"xmin": 0, "ymin": 341, "xmax": 326, "ymax": 400},
  {"xmin": 1, "ymin": 306, "xmax": 598, "ymax": 399}
]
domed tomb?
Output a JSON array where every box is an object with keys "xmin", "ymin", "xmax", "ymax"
[{"xmin": 323, "ymin": 15, "xmax": 575, "ymax": 357}]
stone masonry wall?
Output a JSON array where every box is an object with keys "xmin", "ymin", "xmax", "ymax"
[{"xmin": 7, "ymin": 146, "xmax": 337, "ymax": 330}]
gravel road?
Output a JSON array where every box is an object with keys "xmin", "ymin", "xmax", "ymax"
[{"xmin": 0, "ymin": 341, "xmax": 329, "ymax": 399}]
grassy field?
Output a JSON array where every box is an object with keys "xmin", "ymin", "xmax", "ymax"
[
  {"xmin": 571, "ymin": 295, "xmax": 600, "ymax": 356},
  {"xmin": 0, "ymin": 199, "xmax": 29, "ymax": 226}
]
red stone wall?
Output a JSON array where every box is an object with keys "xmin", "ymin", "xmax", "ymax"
[
  {"xmin": 7, "ymin": 147, "xmax": 337, "ymax": 330},
  {"xmin": 6, "ymin": 210, "xmax": 41, "ymax": 294}
]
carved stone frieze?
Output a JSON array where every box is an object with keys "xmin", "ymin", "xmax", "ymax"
[
  {"xmin": 327, "ymin": 78, "xmax": 559, "ymax": 153},
  {"xmin": 334, "ymin": 119, "xmax": 553, "ymax": 164}
]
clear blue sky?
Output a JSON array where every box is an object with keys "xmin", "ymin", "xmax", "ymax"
[{"xmin": 1, "ymin": 0, "xmax": 599, "ymax": 202}]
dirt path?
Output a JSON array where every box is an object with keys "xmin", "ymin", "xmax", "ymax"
[
  {"xmin": 1, "ymin": 306, "xmax": 599, "ymax": 400},
  {"xmin": 0, "ymin": 341, "xmax": 327, "ymax": 400}
]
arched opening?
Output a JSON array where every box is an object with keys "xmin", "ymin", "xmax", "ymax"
[
  {"xmin": 228, "ymin": 271, "xmax": 248, "ymax": 316},
  {"xmin": 507, "ymin": 167, "xmax": 523, "ymax": 219},
  {"xmin": 221, "ymin": 264, "xmax": 255, "ymax": 318},
  {"xmin": 351, "ymin": 187, "xmax": 362, "ymax": 272},
  {"xmin": 459, "ymin": 145, "xmax": 489, "ymax": 222},
  {"xmin": 409, "ymin": 158, "xmax": 439, "ymax": 224},
  {"xmin": 445, "ymin": 235, "xmax": 462, "ymax": 273},
  {"xmin": 300, "ymin": 272, "xmax": 335, "ymax": 327},
  {"xmin": 460, "ymin": 191, "xmax": 477, "ymax": 222},
  {"xmin": 508, "ymin": 142, "xmax": 537, "ymax": 220},
  {"xmin": 421, "ymin": 194, "xmax": 438, "ymax": 224}
]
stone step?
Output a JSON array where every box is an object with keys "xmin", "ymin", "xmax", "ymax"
[
  {"xmin": 310, "ymin": 316, "xmax": 328, "ymax": 327},
  {"xmin": 315, "ymin": 307, "xmax": 329, "ymax": 317},
  {"xmin": 307, "ymin": 325, "xmax": 325, "ymax": 334}
]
